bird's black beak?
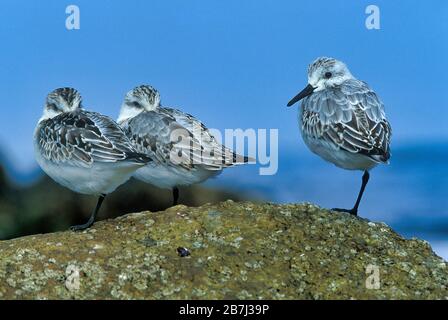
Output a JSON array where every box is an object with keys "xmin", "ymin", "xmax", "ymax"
[{"xmin": 287, "ymin": 84, "xmax": 315, "ymax": 107}]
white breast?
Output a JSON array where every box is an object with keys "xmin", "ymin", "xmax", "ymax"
[
  {"xmin": 34, "ymin": 143, "xmax": 141, "ymax": 195},
  {"xmin": 133, "ymin": 162, "xmax": 221, "ymax": 189},
  {"xmin": 301, "ymin": 134, "xmax": 378, "ymax": 171}
]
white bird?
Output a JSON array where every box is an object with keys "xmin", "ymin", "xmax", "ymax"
[
  {"xmin": 287, "ymin": 57, "xmax": 392, "ymax": 216},
  {"xmin": 34, "ymin": 87, "xmax": 151, "ymax": 230},
  {"xmin": 117, "ymin": 85, "xmax": 252, "ymax": 205}
]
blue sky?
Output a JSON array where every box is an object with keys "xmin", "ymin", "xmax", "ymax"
[{"xmin": 0, "ymin": 0, "xmax": 447, "ymax": 170}]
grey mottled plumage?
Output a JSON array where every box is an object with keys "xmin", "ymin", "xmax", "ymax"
[
  {"xmin": 34, "ymin": 87, "xmax": 151, "ymax": 231},
  {"xmin": 300, "ymin": 78, "xmax": 391, "ymax": 166},
  {"xmin": 36, "ymin": 109, "xmax": 149, "ymax": 168},
  {"xmin": 117, "ymin": 85, "xmax": 252, "ymax": 203},
  {"xmin": 287, "ymin": 57, "xmax": 392, "ymax": 216}
]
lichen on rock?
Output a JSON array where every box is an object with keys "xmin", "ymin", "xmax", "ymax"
[{"xmin": 0, "ymin": 201, "xmax": 446, "ymax": 299}]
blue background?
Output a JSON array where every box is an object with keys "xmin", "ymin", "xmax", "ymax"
[{"xmin": 0, "ymin": 1, "xmax": 447, "ymax": 257}]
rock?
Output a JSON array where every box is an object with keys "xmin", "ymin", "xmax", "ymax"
[{"xmin": 0, "ymin": 201, "xmax": 446, "ymax": 299}]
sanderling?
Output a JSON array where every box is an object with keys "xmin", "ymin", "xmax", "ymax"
[
  {"xmin": 287, "ymin": 57, "xmax": 392, "ymax": 216},
  {"xmin": 34, "ymin": 87, "xmax": 151, "ymax": 231},
  {"xmin": 117, "ymin": 85, "xmax": 252, "ymax": 205}
]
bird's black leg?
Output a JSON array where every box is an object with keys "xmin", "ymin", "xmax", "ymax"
[
  {"xmin": 332, "ymin": 171, "xmax": 370, "ymax": 216},
  {"xmin": 70, "ymin": 194, "xmax": 106, "ymax": 231},
  {"xmin": 172, "ymin": 187, "xmax": 179, "ymax": 206}
]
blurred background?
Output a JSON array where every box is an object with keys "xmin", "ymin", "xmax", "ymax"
[{"xmin": 0, "ymin": 1, "xmax": 447, "ymax": 259}]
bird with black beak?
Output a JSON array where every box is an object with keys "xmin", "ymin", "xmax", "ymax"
[{"xmin": 287, "ymin": 57, "xmax": 392, "ymax": 216}]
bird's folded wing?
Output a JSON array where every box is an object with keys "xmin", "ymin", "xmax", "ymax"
[
  {"xmin": 37, "ymin": 110, "xmax": 143, "ymax": 167},
  {"xmin": 163, "ymin": 108, "xmax": 244, "ymax": 167},
  {"xmin": 302, "ymin": 79, "xmax": 392, "ymax": 163},
  {"xmin": 123, "ymin": 110, "xmax": 237, "ymax": 171}
]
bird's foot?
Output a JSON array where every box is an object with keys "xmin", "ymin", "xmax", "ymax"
[
  {"xmin": 70, "ymin": 221, "xmax": 94, "ymax": 232},
  {"xmin": 331, "ymin": 208, "xmax": 358, "ymax": 216}
]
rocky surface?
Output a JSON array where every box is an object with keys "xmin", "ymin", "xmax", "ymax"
[{"xmin": 0, "ymin": 200, "xmax": 446, "ymax": 299}]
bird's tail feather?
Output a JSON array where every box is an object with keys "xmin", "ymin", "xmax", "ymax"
[
  {"xmin": 125, "ymin": 152, "xmax": 152, "ymax": 164},
  {"xmin": 232, "ymin": 152, "xmax": 255, "ymax": 164}
]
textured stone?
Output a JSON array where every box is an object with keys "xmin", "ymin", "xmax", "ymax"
[{"xmin": 0, "ymin": 201, "xmax": 446, "ymax": 299}]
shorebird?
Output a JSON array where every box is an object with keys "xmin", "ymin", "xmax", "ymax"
[
  {"xmin": 34, "ymin": 87, "xmax": 151, "ymax": 231},
  {"xmin": 287, "ymin": 57, "xmax": 391, "ymax": 216},
  {"xmin": 117, "ymin": 85, "xmax": 252, "ymax": 205}
]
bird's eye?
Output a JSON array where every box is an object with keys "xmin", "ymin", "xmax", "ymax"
[
  {"xmin": 324, "ymin": 72, "xmax": 332, "ymax": 79},
  {"xmin": 131, "ymin": 101, "xmax": 142, "ymax": 108}
]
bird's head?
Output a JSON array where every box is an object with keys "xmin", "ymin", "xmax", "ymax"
[
  {"xmin": 287, "ymin": 57, "xmax": 353, "ymax": 107},
  {"xmin": 40, "ymin": 87, "xmax": 82, "ymax": 122},
  {"xmin": 118, "ymin": 85, "xmax": 161, "ymax": 123}
]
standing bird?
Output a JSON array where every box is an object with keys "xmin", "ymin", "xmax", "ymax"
[
  {"xmin": 117, "ymin": 85, "xmax": 252, "ymax": 206},
  {"xmin": 34, "ymin": 88, "xmax": 151, "ymax": 231},
  {"xmin": 287, "ymin": 57, "xmax": 391, "ymax": 216}
]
